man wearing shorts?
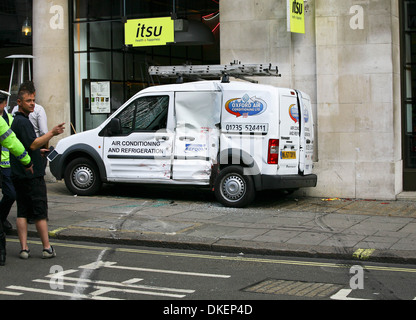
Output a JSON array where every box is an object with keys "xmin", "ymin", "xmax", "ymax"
[{"xmin": 11, "ymin": 82, "xmax": 65, "ymax": 259}]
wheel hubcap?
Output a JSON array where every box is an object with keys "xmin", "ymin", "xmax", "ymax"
[
  {"xmin": 72, "ymin": 166, "xmax": 94, "ymax": 189},
  {"xmin": 221, "ymin": 174, "xmax": 246, "ymax": 202}
]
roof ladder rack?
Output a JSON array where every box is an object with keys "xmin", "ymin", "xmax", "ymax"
[{"xmin": 148, "ymin": 61, "xmax": 281, "ymax": 83}]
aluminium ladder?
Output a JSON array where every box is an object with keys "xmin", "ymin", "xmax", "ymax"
[{"xmin": 148, "ymin": 61, "xmax": 281, "ymax": 83}]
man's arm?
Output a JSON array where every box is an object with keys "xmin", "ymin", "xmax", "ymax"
[{"xmin": 30, "ymin": 123, "xmax": 65, "ymax": 151}]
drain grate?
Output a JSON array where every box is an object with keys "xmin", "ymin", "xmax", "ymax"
[{"xmin": 243, "ymin": 279, "xmax": 342, "ymax": 298}]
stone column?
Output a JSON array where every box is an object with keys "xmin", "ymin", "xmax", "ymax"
[
  {"xmin": 32, "ymin": 0, "xmax": 70, "ymax": 146},
  {"xmin": 314, "ymin": 0, "xmax": 401, "ymax": 200}
]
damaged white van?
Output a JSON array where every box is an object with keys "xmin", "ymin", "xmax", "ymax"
[{"xmin": 48, "ymin": 64, "xmax": 317, "ymax": 207}]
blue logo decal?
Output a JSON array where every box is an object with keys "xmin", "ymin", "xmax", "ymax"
[
  {"xmin": 185, "ymin": 144, "xmax": 207, "ymax": 153},
  {"xmin": 226, "ymin": 95, "xmax": 267, "ymax": 118}
]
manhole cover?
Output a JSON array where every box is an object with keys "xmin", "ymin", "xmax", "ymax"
[{"xmin": 243, "ymin": 279, "xmax": 342, "ymax": 298}]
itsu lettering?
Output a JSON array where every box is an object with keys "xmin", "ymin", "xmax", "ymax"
[
  {"xmin": 136, "ymin": 23, "xmax": 162, "ymax": 38},
  {"xmin": 292, "ymin": 0, "xmax": 303, "ymax": 15}
]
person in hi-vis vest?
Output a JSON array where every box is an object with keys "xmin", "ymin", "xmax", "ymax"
[{"xmin": 0, "ymin": 90, "xmax": 33, "ymax": 266}]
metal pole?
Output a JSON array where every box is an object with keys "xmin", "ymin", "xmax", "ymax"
[
  {"xmin": 18, "ymin": 59, "xmax": 24, "ymax": 85},
  {"xmin": 28, "ymin": 59, "xmax": 32, "ymax": 81},
  {"xmin": 7, "ymin": 59, "xmax": 15, "ymax": 106}
]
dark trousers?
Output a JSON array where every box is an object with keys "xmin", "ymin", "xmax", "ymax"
[
  {"xmin": 0, "ymin": 217, "xmax": 3, "ymax": 238},
  {"xmin": 0, "ymin": 167, "xmax": 16, "ymax": 224}
]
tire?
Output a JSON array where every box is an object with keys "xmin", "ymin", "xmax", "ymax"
[
  {"xmin": 214, "ymin": 166, "xmax": 256, "ymax": 208},
  {"xmin": 64, "ymin": 157, "xmax": 102, "ymax": 196}
]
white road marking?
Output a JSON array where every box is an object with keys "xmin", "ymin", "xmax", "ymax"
[
  {"xmin": 0, "ymin": 290, "xmax": 23, "ymax": 296},
  {"xmin": 79, "ymin": 260, "xmax": 231, "ymax": 278},
  {"xmin": 32, "ymin": 279, "xmax": 187, "ymax": 298},
  {"xmin": 43, "ymin": 275, "xmax": 195, "ymax": 293},
  {"xmin": 6, "ymin": 285, "xmax": 120, "ymax": 300},
  {"xmin": 330, "ymin": 289, "xmax": 370, "ymax": 300},
  {"xmin": 72, "ymin": 249, "xmax": 107, "ymax": 299}
]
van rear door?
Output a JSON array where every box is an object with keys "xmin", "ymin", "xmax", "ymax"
[
  {"xmin": 297, "ymin": 91, "xmax": 314, "ymax": 175},
  {"xmin": 279, "ymin": 90, "xmax": 300, "ymax": 175}
]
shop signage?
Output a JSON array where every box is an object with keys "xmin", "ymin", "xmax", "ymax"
[
  {"xmin": 287, "ymin": 0, "xmax": 305, "ymax": 34},
  {"xmin": 125, "ymin": 17, "xmax": 174, "ymax": 47}
]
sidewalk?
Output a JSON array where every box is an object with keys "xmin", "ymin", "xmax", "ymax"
[{"xmin": 13, "ymin": 181, "xmax": 416, "ymax": 264}]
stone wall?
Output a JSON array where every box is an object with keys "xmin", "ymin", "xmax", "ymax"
[{"xmin": 220, "ymin": 0, "xmax": 401, "ymax": 199}]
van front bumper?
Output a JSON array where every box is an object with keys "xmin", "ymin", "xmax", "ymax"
[
  {"xmin": 49, "ymin": 154, "xmax": 64, "ymax": 180},
  {"xmin": 259, "ymin": 174, "xmax": 317, "ymax": 191}
]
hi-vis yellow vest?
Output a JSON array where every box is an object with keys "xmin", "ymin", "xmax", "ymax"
[{"xmin": 0, "ymin": 113, "xmax": 31, "ymax": 168}]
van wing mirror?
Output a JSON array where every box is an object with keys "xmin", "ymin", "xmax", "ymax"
[{"xmin": 109, "ymin": 118, "xmax": 122, "ymax": 135}]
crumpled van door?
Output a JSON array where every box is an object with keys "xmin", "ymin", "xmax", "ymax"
[{"xmin": 173, "ymin": 91, "xmax": 221, "ymax": 183}]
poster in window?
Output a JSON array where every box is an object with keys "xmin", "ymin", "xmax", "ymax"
[{"xmin": 91, "ymin": 81, "xmax": 111, "ymax": 114}]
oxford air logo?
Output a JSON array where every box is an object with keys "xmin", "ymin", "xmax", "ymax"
[
  {"xmin": 125, "ymin": 17, "xmax": 174, "ymax": 47},
  {"xmin": 287, "ymin": 0, "xmax": 305, "ymax": 34},
  {"xmin": 225, "ymin": 94, "xmax": 267, "ymax": 118}
]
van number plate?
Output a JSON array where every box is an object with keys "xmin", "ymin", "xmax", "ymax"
[
  {"xmin": 281, "ymin": 151, "xmax": 297, "ymax": 159},
  {"xmin": 224, "ymin": 123, "xmax": 268, "ymax": 134}
]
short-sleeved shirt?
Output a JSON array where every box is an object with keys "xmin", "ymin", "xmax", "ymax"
[{"xmin": 10, "ymin": 112, "xmax": 45, "ymax": 179}]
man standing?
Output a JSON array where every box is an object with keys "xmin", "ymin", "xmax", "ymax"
[
  {"xmin": 0, "ymin": 90, "xmax": 33, "ymax": 266},
  {"xmin": 11, "ymin": 82, "xmax": 64, "ymax": 259},
  {"xmin": 12, "ymin": 81, "xmax": 48, "ymax": 224}
]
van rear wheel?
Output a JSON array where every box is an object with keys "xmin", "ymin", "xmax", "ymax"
[
  {"xmin": 64, "ymin": 157, "xmax": 102, "ymax": 196},
  {"xmin": 214, "ymin": 166, "xmax": 255, "ymax": 208}
]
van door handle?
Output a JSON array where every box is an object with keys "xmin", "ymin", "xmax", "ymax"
[
  {"xmin": 157, "ymin": 136, "xmax": 169, "ymax": 141},
  {"xmin": 306, "ymin": 139, "xmax": 311, "ymax": 144},
  {"xmin": 179, "ymin": 136, "xmax": 195, "ymax": 141}
]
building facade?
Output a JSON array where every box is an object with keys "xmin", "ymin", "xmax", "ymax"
[{"xmin": 7, "ymin": 0, "xmax": 416, "ymax": 200}]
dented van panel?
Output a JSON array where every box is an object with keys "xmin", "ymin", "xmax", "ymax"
[{"xmin": 173, "ymin": 91, "xmax": 221, "ymax": 182}]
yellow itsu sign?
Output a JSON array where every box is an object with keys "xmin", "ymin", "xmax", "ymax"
[
  {"xmin": 287, "ymin": 0, "xmax": 305, "ymax": 34},
  {"xmin": 125, "ymin": 17, "xmax": 174, "ymax": 47}
]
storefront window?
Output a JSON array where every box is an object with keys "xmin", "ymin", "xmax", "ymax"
[
  {"xmin": 70, "ymin": 0, "xmax": 220, "ymax": 132},
  {"xmin": 402, "ymin": 0, "xmax": 416, "ymax": 189}
]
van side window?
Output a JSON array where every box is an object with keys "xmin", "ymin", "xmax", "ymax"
[{"xmin": 116, "ymin": 96, "xmax": 169, "ymax": 134}]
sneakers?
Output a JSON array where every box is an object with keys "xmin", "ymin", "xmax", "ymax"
[
  {"xmin": 19, "ymin": 246, "xmax": 56, "ymax": 259},
  {"xmin": 42, "ymin": 246, "xmax": 56, "ymax": 259},
  {"xmin": 19, "ymin": 249, "xmax": 30, "ymax": 259}
]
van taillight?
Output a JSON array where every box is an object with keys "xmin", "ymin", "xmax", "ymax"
[{"xmin": 268, "ymin": 139, "xmax": 279, "ymax": 164}]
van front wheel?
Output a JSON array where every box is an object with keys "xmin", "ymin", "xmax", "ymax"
[
  {"xmin": 214, "ymin": 166, "xmax": 255, "ymax": 208},
  {"xmin": 64, "ymin": 157, "xmax": 102, "ymax": 196}
]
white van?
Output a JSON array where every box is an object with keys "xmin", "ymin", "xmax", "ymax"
[{"xmin": 48, "ymin": 79, "xmax": 317, "ymax": 207}]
